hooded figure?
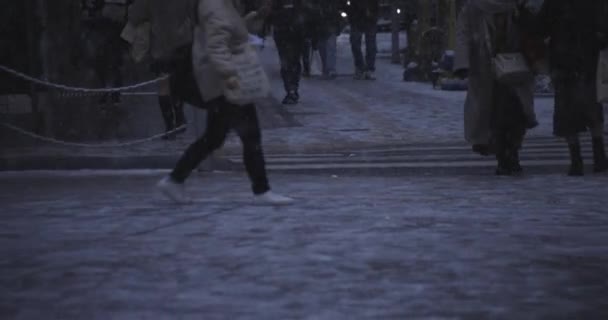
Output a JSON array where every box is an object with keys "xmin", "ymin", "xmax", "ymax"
[{"xmin": 454, "ymin": 0, "xmax": 536, "ymax": 175}]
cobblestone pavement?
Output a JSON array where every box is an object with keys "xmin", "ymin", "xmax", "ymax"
[{"xmin": 1, "ymin": 171, "xmax": 607, "ymax": 319}]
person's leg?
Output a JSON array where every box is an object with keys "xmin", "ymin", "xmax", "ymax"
[
  {"xmin": 317, "ymin": 34, "xmax": 329, "ymax": 76},
  {"xmin": 274, "ymin": 29, "xmax": 301, "ymax": 103},
  {"xmin": 273, "ymin": 29, "xmax": 292, "ymax": 94},
  {"xmin": 566, "ymin": 134, "xmax": 584, "ymax": 176},
  {"xmin": 230, "ymin": 103, "xmax": 293, "ymax": 204},
  {"xmin": 553, "ymin": 77, "xmax": 586, "ymax": 175},
  {"xmin": 326, "ymin": 31, "xmax": 338, "ymax": 77},
  {"xmin": 364, "ymin": 24, "xmax": 378, "ymax": 79},
  {"xmin": 350, "ymin": 25, "xmax": 365, "ymax": 78},
  {"xmin": 282, "ymin": 31, "xmax": 304, "ymax": 104},
  {"xmin": 170, "ymin": 99, "xmax": 231, "ymax": 183},
  {"xmin": 590, "ymin": 124, "xmax": 607, "ymax": 173},
  {"xmin": 231, "ymin": 104, "xmax": 271, "ymax": 195},
  {"xmin": 302, "ymin": 38, "xmax": 312, "ymax": 77},
  {"xmin": 584, "ymin": 77, "xmax": 607, "ymax": 172},
  {"xmin": 290, "ymin": 30, "xmax": 304, "ymax": 95},
  {"xmin": 158, "ymin": 76, "xmax": 176, "ymax": 138}
]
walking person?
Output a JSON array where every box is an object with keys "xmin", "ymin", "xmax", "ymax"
[
  {"xmin": 127, "ymin": 0, "xmax": 189, "ymax": 139},
  {"xmin": 454, "ymin": 0, "xmax": 537, "ymax": 176},
  {"xmin": 532, "ymin": 0, "xmax": 608, "ymax": 175},
  {"xmin": 346, "ymin": 0, "xmax": 379, "ymax": 80},
  {"xmin": 317, "ymin": 0, "xmax": 342, "ymax": 79},
  {"xmin": 270, "ymin": 0, "xmax": 308, "ymax": 105},
  {"xmin": 80, "ymin": 0, "xmax": 131, "ymax": 104},
  {"xmin": 157, "ymin": 0, "xmax": 294, "ymax": 205}
]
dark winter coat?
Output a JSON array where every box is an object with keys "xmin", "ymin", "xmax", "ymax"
[
  {"xmin": 346, "ymin": 0, "xmax": 379, "ymax": 30},
  {"xmin": 536, "ymin": 0, "xmax": 608, "ymax": 79},
  {"xmin": 269, "ymin": 0, "xmax": 306, "ymax": 29}
]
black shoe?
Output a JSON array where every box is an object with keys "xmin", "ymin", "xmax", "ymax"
[
  {"xmin": 592, "ymin": 137, "xmax": 608, "ymax": 173},
  {"xmin": 282, "ymin": 92, "xmax": 299, "ymax": 105},
  {"xmin": 568, "ymin": 143, "xmax": 584, "ymax": 176}
]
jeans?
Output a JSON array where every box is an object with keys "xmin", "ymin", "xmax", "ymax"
[
  {"xmin": 170, "ymin": 97, "xmax": 270, "ymax": 195},
  {"xmin": 274, "ymin": 27, "xmax": 305, "ymax": 93},
  {"xmin": 318, "ymin": 32, "xmax": 337, "ymax": 75},
  {"xmin": 350, "ymin": 24, "xmax": 377, "ymax": 72}
]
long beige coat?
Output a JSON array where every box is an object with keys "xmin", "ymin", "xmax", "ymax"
[
  {"xmin": 454, "ymin": 0, "xmax": 535, "ymax": 146},
  {"xmin": 128, "ymin": 0, "xmax": 195, "ymax": 60},
  {"xmin": 193, "ymin": 0, "xmax": 251, "ymax": 102}
]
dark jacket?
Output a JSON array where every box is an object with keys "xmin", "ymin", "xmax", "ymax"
[
  {"xmin": 300, "ymin": 0, "xmax": 342, "ymax": 38},
  {"xmin": 269, "ymin": 0, "xmax": 306, "ymax": 29},
  {"xmin": 536, "ymin": 0, "xmax": 608, "ymax": 78},
  {"xmin": 346, "ymin": 0, "xmax": 379, "ymax": 29},
  {"xmin": 319, "ymin": 0, "xmax": 343, "ymax": 33}
]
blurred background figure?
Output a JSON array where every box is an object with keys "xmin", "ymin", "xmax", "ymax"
[
  {"xmin": 269, "ymin": 0, "xmax": 308, "ymax": 105},
  {"xmin": 78, "ymin": 0, "xmax": 132, "ymax": 104},
  {"xmin": 346, "ymin": 0, "xmax": 379, "ymax": 80},
  {"xmin": 127, "ymin": 0, "xmax": 192, "ymax": 139}
]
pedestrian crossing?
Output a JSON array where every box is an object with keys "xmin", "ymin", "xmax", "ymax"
[{"xmin": 227, "ymin": 137, "xmax": 605, "ymax": 175}]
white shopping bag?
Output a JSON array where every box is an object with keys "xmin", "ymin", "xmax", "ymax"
[
  {"xmin": 310, "ymin": 50, "xmax": 323, "ymax": 76},
  {"xmin": 224, "ymin": 45, "xmax": 271, "ymax": 105},
  {"xmin": 598, "ymin": 49, "xmax": 608, "ymax": 103}
]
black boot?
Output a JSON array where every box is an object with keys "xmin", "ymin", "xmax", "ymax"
[
  {"xmin": 495, "ymin": 150, "xmax": 513, "ymax": 176},
  {"xmin": 567, "ymin": 143, "xmax": 584, "ymax": 176},
  {"xmin": 592, "ymin": 137, "xmax": 608, "ymax": 173},
  {"xmin": 494, "ymin": 134, "xmax": 511, "ymax": 176},
  {"xmin": 510, "ymin": 148, "xmax": 523, "ymax": 175},
  {"xmin": 158, "ymin": 95, "xmax": 176, "ymax": 140}
]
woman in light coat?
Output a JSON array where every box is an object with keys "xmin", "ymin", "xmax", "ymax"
[
  {"xmin": 157, "ymin": 0, "xmax": 293, "ymax": 205},
  {"xmin": 454, "ymin": 0, "xmax": 536, "ymax": 175},
  {"xmin": 127, "ymin": 0, "xmax": 194, "ymax": 138}
]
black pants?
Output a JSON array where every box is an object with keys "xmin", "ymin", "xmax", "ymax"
[
  {"xmin": 274, "ymin": 26, "xmax": 305, "ymax": 93},
  {"xmin": 491, "ymin": 82, "xmax": 527, "ymax": 164},
  {"xmin": 170, "ymin": 97, "xmax": 270, "ymax": 195}
]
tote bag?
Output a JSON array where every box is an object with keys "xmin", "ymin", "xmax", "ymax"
[{"xmin": 223, "ymin": 45, "xmax": 271, "ymax": 105}]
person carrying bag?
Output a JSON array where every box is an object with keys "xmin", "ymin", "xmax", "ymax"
[
  {"xmin": 222, "ymin": 40, "xmax": 271, "ymax": 105},
  {"xmin": 156, "ymin": 0, "xmax": 293, "ymax": 205}
]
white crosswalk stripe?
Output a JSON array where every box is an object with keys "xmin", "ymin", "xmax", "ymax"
[{"xmin": 227, "ymin": 137, "xmax": 605, "ymax": 173}]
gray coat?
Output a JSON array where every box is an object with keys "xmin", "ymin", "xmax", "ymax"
[
  {"xmin": 454, "ymin": 0, "xmax": 535, "ymax": 145},
  {"xmin": 128, "ymin": 0, "xmax": 195, "ymax": 60}
]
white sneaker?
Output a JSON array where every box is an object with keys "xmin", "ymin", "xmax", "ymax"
[
  {"xmin": 255, "ymin": 191, "xmax": 294, "ymax": 205},
  {"xmin": 157, "ymin": 176, "xmax": 192, "ymax": 204}
]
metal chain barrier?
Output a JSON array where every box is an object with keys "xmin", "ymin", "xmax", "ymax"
[
  {"xmin": 0, "ymin": 64, "xmax": 185, "ymax": 148},
  {"xmin": 0, "ymin": 65, "xmax": 167, "ymax": 92},
  {"xmin": 1, "ymin": 122, "xmax": 188, "ymax": 148}
]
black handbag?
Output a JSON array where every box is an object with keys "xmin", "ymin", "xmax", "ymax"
[{"xmin": 169, "ymin": 45, "xmax": 207, "ymax": 110}]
